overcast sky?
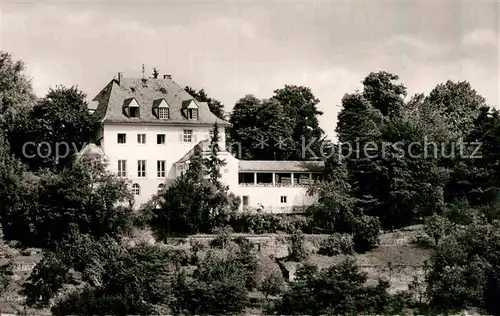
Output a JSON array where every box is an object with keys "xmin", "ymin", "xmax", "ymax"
[{"xmin": 1, "ymin": 0, "xmax": 498, "ymax": 138}]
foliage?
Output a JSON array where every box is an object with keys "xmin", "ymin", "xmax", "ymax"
[
  {"xmin": 274, "ymin": 258, "xmax": 409, "ymax": 315},
  {"xmin": 9, "ymin": 85, "xmax": 95, "ymax": 171},
  {"xmin": 287, "ymin": 229, "xmax": 308, "ymax": 262},
  {"xmin": 0, "ymin": 51, "xmax": 36, "ymax": 127},
  {"xmin": 209, "ymin": 225, "xmax": 234, "ymax": 249},
  {"xmin": 171, "ymin": 246, "xmax": 253, "ymax": 315},
  {"xmin": 150, "ymin": 172, "xmax": 239, "ymax": 237},
  {"xmin": 185, "ymin": 86, "xmax": 225, "ymax": 119},
  {"xmin": 424, "ymin": 214, "xmax": 452, "ymax": 245},
  {"xmin": 424, "ymin": 80, "xmax": 486, "ymax": 136},
  {"xmin": 308, "ymin": 160, "xmax": 381, "ymax": 252},
  {"xmin": 332, "ymin": 72, "xmax": 487, "ymax": 230},
  {"xmin": 228, "ymin": 85, "xmax": 327, "ymax": 160},
  {"xmin": 271, "ymin": 85, "xmax": 325, "ymax": 159},
  {"xmin": 25, "ymin": 234, "xmax": 175, "ymax": 314},
  {"xmin": 259, "ymin": 273, "xmax": 284, "ymax": 300},
  {"xmin": 149, "ymin": 134, "xmax": 239, "ymax": 236},
  {"xmin": 23, "ymin": 250, "xmax": 71, "ymax": 307},
  {"xmin": 1, "ymin": 157, "xmax": 134, "ymax": 248},
  {"xmin": 205, "ymin": 122, "xmax": 226, "ymax": 186},
  {"xmin": 229, "ymin": 95, "xmax": 294, "ymax": 160},
  {"xmin": 318, "ymin": 233, "xmax": 354, "ymax": 256},
  {"xmin": 0, "ymin": 257, "xmax": 14, "ymax": 296},
  {"xmin": 352, "ymin": 215, "xmax": 381, "ymax": 252},
  {"xmin": 425, "ymin": 221, "xmax": 500, "ymax": 314}
]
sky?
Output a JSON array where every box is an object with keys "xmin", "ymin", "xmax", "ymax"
[{"xmin": 1, "ymin": 0, "xmax": 499, "ymax": 139}]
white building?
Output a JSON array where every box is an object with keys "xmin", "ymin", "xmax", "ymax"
[{"xmin": 91, "ymin": 73, "xmax": 323, "ymax": 213}]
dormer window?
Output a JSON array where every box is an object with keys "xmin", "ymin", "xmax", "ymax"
[
  {"xmin": 159, "ymin": 108, "xmax": 169, "ymax": 119},
  {"xmin": 129, "ymin": 107, "xmax": 139, "ymax": 118},
  {"xmin": 182, "ymin": 99, "xmax": 199, "ymax": 120},
  {"xmin": 153, "ymin": 98, "xmax": 169, "ymax": 119},
  {"xmin": 188, "ymin": 108, "xmax": 198, "ymax": 120},
  {"xmin": 123, "ymin": 98, "xmax": 140, "ymax": 118}
]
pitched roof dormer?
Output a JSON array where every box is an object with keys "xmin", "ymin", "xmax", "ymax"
[
  {"xmin": 123, "ymin": 97, "xmax": 140, "ymax": 118},
  {"xmin": 153, "ymin": 98, "xmax": 169, "ymax": 119},
  {"xmin": 181, "ymin": 99, "xmax": 199, "ymax": 120}
]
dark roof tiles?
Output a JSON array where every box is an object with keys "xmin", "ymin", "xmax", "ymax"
[{"xmin": 92, "ymin": 77, "xmax": 229, "ymax": 126}]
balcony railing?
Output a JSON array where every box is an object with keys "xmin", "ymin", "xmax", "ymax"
[
  {"xmin": 238, "ymin": 182, "xmax": 313, "ymax": 188},
  {"xmin": 241, "ymin": 205, "xmax": 307, "ymax": 214}
]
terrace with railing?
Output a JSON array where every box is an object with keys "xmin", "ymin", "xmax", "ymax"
[{"xmin": 238, "ymin": 171, "xmax": 322, "ymax": 187}]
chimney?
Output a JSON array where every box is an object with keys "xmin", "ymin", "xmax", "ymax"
[
  {"xmin": 117, "ymin": 72, "xmax": 123, "ymax": 85},
  {"xmin": 163, "ymin": 74, "xmax": 172, "ymax": 79}
]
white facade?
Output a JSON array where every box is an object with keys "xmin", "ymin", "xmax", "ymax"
[
  {"xmin": 99, "ymin": 122, "xmax": 320, "ymax": 212},
  {"xmin": 101, "ymin": 123, "xmax": 223, "ymax": 207},
  {"xmin": 91, "ymin": 74, "xmax": 321, "ymax": 212}
]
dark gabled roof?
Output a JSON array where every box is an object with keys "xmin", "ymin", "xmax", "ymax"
[
  {"xmin": 174, "ymin": 139, "xmax": 230, "ymax": 165},
  {"xmin": 123, "ymin": 97, "xmax": 138, "ymax": 107},
  {"xmin": 152, "ymin": 98, "xmax": 168, "ymax": 108},
  {"xmin": 238, "ymin": 160, "xmax": 324, "ymax": 172},
  {"xmin": 182, "ymin": 99, "xmax": 197, "ymax": 109},
  {"xmin": 92, "ymin": 77, "xmax": 230, "ymax": 126}
]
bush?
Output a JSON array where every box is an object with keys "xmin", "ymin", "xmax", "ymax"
[
  {"xmin": 425, "ymin": 222, "xmax": 500, "ymax": 314},
  {"xmin": 424, "ymin": 214, "xmax": 452, "ymax": 245},
  {"xmin": 287, "ymin": 230, "xmax": 308, "ymax": 262},
  {"xmin": 274, "ymin": 258, "xmax": 410, "ymax": 315},
  {"xmin": 228, "ymin": 212, "xmax": 310, "ymax": 234},
  {"xmin": 353, "ymin": 215, "xmax": 381, "ymax": 252},
  {"xmin": 259, "ymin": 273, "xmax": 284, "ymax": 300},
  {"xmin": 318, "ymin": 233, "xmax": 355, "ymax": 256}
]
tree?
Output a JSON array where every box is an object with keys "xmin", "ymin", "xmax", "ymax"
[
  {"xmin": 272, "ymin": 85, "xmax": 325, "ymax": 159},
  {"xmin": 24, "ymin": 234, "xmax": 176, "ymax": 314},
  {"xmin": 274, "ymin": 259, "xmax": 409, "ymax": 315},
  {"xmin": 259, "ymin": 273, "xmax": 284, "ymax": 301},
  {"xmin": 287, "ymin": 229, "xmax": 308, "ymax": 262},
  {"xmin": 334, "ymin": 72, "xmax": 455, "ymax": 229},
  {"xmin": 0, "ymin": 51, "xmax": 36, "ymax": 127},
  {"xmin": 229, "ymin": 95, "xmax": 294, "ymax": 160},
  {"xmin": 0, "ymin": 155, "xmax": 134, "ymax": 248},
  {"xmin": 424, "ymin": 214, "xmax": 452, "ymax": 246},
  {"xmin": 229, "ymin": 87, "xmax": 324, "ymax": 160},
  {"xmin": 361, "ymin": 71, "xmax": 407, "ymax": 117},
  {"xmin": 9, "ymin": 86, "xmax": 95, "ymax": 171},
  {"xmin": 171, "ymin": 244, "xmax": 253, "ymax": 315},
  {"xmin": 150, "ymin": 146, "xmax": 240, "ymax": 236},
  {"xmin": 446, "ymin": 106, "xmax": 500, "ymax": 207},
  {"xmin": 424, "ymin": 80, "xmax": 486, "ymax": 137},
  {"xmin": 425, "ymin": 221, "xmax": 500, "ymax": 314},
  {"xmin": 185, "ymin": 86, "xmax": 225, "ymax": 119},
  {"xmin": 206, "ymin": 123, "xmax": 226, "ymax": 186}
]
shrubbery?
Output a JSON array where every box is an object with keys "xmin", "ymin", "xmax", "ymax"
[
  {"xmin": 318, "ymin": 233, "xmax": 354, "ymax": 256},
  {"xmin": 274, "ymin": 258, "xmax": 410, "ymax": 315}
]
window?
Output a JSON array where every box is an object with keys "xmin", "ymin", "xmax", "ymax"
[
  {"xmin": 157, "ymin": 134, "xmax": 166, "ymax": 144},
  {"xmin": 117, "ymin": 160, "xmax": 127, "ymax": 177},
  {"xmin": 183, "ymin": 130, "xmax": 193, "ymax": 143},
  {"xmin": 132, "ymin": 183, "xmax": 140, "ymax": 195},
  {"xmin": 129, "ymin": 107, "xmax": 139, "ymax": 118},
  {"xmin": 280, "ymin": 196, "xmax": 287, "ymax": 204},
  {"xmin": 137, "ymin": 160, "xmax": 146, "ymax": 177},
  {"xmin": 158, "ymin": 107, "xmax": 169, "ymax": 119},
  {"xmin": 158, "ymin": 183, "xmax": 165, "ymax": 191},
  {"xmin": 137, "ymin": 134, "xmax": 146, "ymax": 144},
  {"xmin": 157, "ymin": 160, "xmax": 166, "ymax": 178},
  {"xmin": 187, "ymin": 109, "xmax": 198, "ymax": 120},
  {"xmin": 117, "ymin": 133, "xmax": 126, "ymax": 144},
  {"xmin": 242, "ymin": 196, "xmax": 249, "ymax": 206}
]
